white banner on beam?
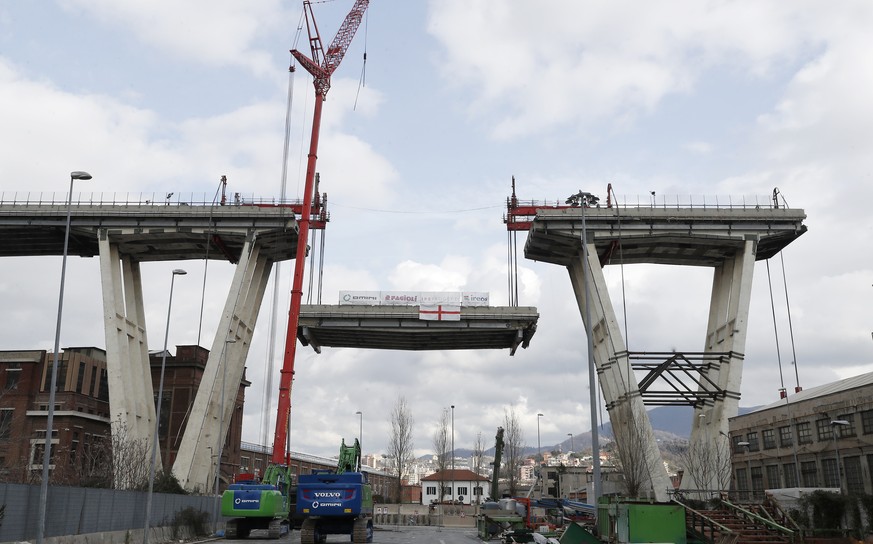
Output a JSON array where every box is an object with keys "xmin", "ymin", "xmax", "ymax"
[{"xmin": 338, "ymin": 290, "xmax": 490, "ymax": 307}]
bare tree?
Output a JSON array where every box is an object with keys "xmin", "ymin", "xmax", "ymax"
[
  {"xmin": 432, "ymin": 408, "xmax": 450, "ymax": 502},
  {"xmin": 681, "ymin": 434, "xmax": 733, "ymax": 497},
  {"xmin": 79, "ymin": 419, "xmax": 150, "ymax": 489},
  {"xmin": 472, "ymin": 431, "xmax": 485, "ymax": 477},
  {"xmin": 388, "ymin": 396, "xmax": 414, "ymax": 503},
  {"xmin": 609, "ymin": 402, "xmax": 660, "ymax": 498},
  {"xmin": 472, "ymin": 431, "xmax": 485, "ymax": 503},
  {"xmin": 502, "ymin": 406, "xmax": 525, "ymax": 497}
]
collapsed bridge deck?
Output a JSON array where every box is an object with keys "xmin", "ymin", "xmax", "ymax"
[{"xmin": 297, "ymin": 305, "xmax": 538, "ymax": 355}]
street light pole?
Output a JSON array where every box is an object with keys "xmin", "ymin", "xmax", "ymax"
[
  {"xmin": 36, "ymin": 170, "xmax": 91, "ymax": 544},
  {"xmin": 831, "ymin": 420, "xmax": 849, "ymax": 493},
  {"xmin": 145, "ymin": 268, "xmax": 186, "ymax": 544},
  {"xmin": 451, "ymin": 405, "xmax": 455, "ymax": 504},
  {"xmin": 737, "ymin": 441, "xmax": 751, "ymax": 500},
  {"xmin": 567, "ymin": 190, "xmax": 603, "ymax": 508},
  {"xmin": 537, "ymin": 413, "xmax": 543, "ymax": 497}
]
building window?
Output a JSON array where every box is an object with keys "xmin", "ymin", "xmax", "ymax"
[
  {"xmin": 762, "ymin": 429, "xmax": 776, "ymax": 450},
  {"xmin": 97, "ymin": 369, "xmax": 109, "ymax": 402},
  {"xmin": 736, "ymin": 467, "xmax": 749, "ymax": 491},
  {"xmin": 0, "ymin": 409, "xmax": 13, "ymax": 440},
  {"xmin": 746, "ymin": 432, "xmax": 759, "ymax": 452},
  {"xmin": 426, "ymin": 486, "xmax": 437, "ymax": 495},
  {"xmin": 861, "ymin": 410, "xmax": 873, "ymax": 435},
  {"xmin": 76, "ymin": 362, "xmax": 85, "ymax": 394},
  {"xmin": 442, "ymin": 486, "xmax": 451, "ymax": 497},
  {"xmin": 822, "ymin": 458, "xmax": 838, "ymax": 488},
  {"xmin": 731, "ymin": 435, "xmax": 745, "ymax": 454},
  {"xmin": 457, "ymin": 486, "xmax": 468, "ymax": 496},
  {"xmin": 783, "ymin": 463, "xmax": 797, "ymax": 488},
  {"xmin": 845, "ymin": 456, "xmax": 864, "ymax": 494},
  {"xmin": 800, "ymin": 461, "xmax": 817, "ymax": 487},
  {"xmin": 69, "ymin": 432, "xmax": 79, "ymax": 464},
  {"xmin": 765, "ymin": 465, "xmax": 780, "ymax": 489},
  {"xmin": 750, "ymin": 466, "xmax": 764, "ymax": 496},
  {"xmin": 474, "ymin": 486, "xmax": 483, "ymax": 496},
  {"xmin": 834, "ymin": 415, "xmax": 856, "ymax": 438},
  {"xmin": 89, "ymin": 369, "xmax": 98, "ymax": 397},
  {"xmin": 779, "ymin": 426, "xmax": 793, "ymax": 447},
  {"xmin": 241, "ymin": 456, "xmax": 250, "ymax": 471},
  {"xmin": 816, "ymin": 419, "xmax": 834, "ymax": 441},
  {"xmin": 796, "ymin": 422, "xmax": 813, "ymax": 445},
  {"xmin": 43, "ymin": 359, "xmax": 68, "ymax": 392},
  {"xmin": 5, "ymin": 368, "xmax": 20, "ymax": 390}
]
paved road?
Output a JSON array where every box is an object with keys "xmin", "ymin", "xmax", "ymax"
[{"xmin": 229, "ymin": 526, "xmax": 480, "ymax": 544}]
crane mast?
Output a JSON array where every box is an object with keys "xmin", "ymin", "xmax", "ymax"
[{"xmin": 272, "ymin": 0, "xmax": 370, "ymax": 465}]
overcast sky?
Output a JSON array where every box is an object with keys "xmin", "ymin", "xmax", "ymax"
[{"xmin": 1, "ymin": 1, "xmax": 872, "ymax": 460}]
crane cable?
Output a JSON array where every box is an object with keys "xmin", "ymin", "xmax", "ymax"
[
  {"xmin": 259, "ymin": 12, "xmax": 307, "ymax": 450},
  {"xmin": 781, "ymin": 251, "xmax": 802, "ymax": 391},
  {"xmin": 767, "ymin": 250, "xmax": 803, "ymax": 395},
  {"xmin": 353, "ymin": 8, "xmax": 369, "ymax": 111},
  {"xmin": 766, "ymin": 259, "xmax": 787, "ymax": 392}
]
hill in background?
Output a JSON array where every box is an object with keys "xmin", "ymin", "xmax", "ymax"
[{"xmin": 471, "ymin": 405, "xmax": 760, "ymax": 456}]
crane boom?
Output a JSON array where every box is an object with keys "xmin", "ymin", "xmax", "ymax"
[
  {"xmin": 272, "ymin": 0, "xmax": 370, "ymax": 466},
  {"xmin": 490, "ymin": 427, "xmax": 504, "ymax": 500}
]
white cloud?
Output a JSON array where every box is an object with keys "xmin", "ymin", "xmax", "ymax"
[
  {"xmin": 425, "ymin": 1, "xmax": 855, "ymax": 139},
  {"xmin": 60, "ymin": 0, "xmax": 288, "ymax": 76}
]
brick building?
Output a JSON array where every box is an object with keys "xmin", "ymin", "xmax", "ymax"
[
  {"xmin": 0, "ymin": 345, "xmax": 398, "ymax": 497},
  {"xmin": 0, "ymin": 347, "xmax": 113, "ymax": 484},
  {"xmin": 0, "ymin": 345, "xmax": 248, "ymax": 489}
]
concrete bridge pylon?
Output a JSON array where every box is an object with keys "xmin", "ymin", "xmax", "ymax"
[
  {"xmin": 0, "ymin": 199, "xmax": 302, "ymax": 489},
  {"xmin": 174, "ymin": 234, "xmax": 273, "ymax": 492},
  {"xmin": 99, "ymin": 235, "xmax": 155, "ymax": 448},
  {"xmin": 514, "ymin": 196, "xmax": 807, "ymax": 500}
]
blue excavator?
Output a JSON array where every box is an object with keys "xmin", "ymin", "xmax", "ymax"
[{"xmin": 297, "ymin": 438, "xmax": 374, "ymax": 543}]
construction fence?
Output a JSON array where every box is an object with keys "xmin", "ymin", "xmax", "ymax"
[{"xmin": 0, "ymin": 483, "xmax": 217, "ymax": 543}]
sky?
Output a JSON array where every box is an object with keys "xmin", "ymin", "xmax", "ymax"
[{"xmin": 1, "ymin": 1, "xmax": 872, "ymax": 461}]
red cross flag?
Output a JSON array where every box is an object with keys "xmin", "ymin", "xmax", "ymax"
[{"xmin": 419, "ymin": 304, "xmax": 461, "ymax": 321}]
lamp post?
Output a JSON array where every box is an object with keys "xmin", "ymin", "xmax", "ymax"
[
  {"xmin": 566, "ymin": 190, "xmax": 602, "ymax": 509},
  {"xmin": 144, "ymin": 268, "xmax": 186, "ymax": 544},
  {"xmin": 451, "ymin": 404, "xmax": 455, "ymax": 504},
  {"xmin": 737, "ymin": 441, "xmax": 751, "ymax": 500},
  {"xmin": 36, "ymin": 170, "xmax": 91, "ymax": 544},
  {"xmin": 537, "ymin": 413, "xmax": 543, "ymax": 497},
  {"xmin": 831, "ymin": 420, "xmax": 849, "ymax": 493},
  {"xmin": 355, "ymin": 410, "xmax": 363, "ymax": 458},
  {"xmin": 212, "ymin": 336, "xmax": 237, "ymax": 532}
]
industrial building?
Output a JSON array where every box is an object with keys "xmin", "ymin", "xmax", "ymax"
[{"xmin": 728, "ymin": 373, "xmax": 873, "ymax": 499}]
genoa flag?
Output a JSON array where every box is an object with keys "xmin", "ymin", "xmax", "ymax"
[{"xmin": 419, "ymin": 304, "xmax": 461, "ymax": 321}]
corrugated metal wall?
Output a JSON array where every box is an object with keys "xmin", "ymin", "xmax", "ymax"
[{"xmin": 0, "ymin": 483, "xmax": 217, "ymax": 542}]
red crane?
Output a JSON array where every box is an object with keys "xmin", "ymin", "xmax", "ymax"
[{"xmin": 272, "ymin": 0, "xmax": 370, "ymax": 465}]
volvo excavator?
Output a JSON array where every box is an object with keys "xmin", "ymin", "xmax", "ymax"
[{"xmin": 297, "ymin": 439, "xmax": 373, "ymax": 543}]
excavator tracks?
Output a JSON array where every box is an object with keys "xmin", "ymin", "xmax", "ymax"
[
  {"xmin": 352, "ymin": 517, "xmax": 373, "ymax": 543},
  {"xmin": 300, "ymin": 518, "xmax": 322, "ymax": 544}
]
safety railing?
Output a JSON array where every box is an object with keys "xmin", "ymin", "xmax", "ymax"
[
  {"xmin": 0, "ymin": 191, "xmax": 301, "ymax": 207},
  {"xmin": 508, "ymin": 193, "xmax": 784, "ymax": 211}
]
